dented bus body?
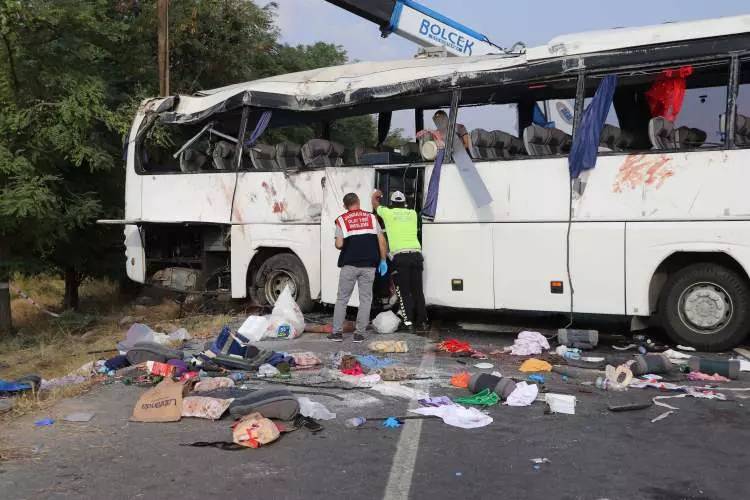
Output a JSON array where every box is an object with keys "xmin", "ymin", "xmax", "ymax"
[{"xmin": 112, "ymin": 15, "xmax": 750, "ymax": 350}]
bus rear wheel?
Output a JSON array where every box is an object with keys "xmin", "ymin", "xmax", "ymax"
[
  {"xmin": 659, "ymin": 263, "xmax": 750, "ymax": 351},
  {"xmin": 251, "ymin": 253, "xmax": 313, "ymax": 313}
]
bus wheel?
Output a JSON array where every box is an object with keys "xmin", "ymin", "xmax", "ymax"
[
  {"xmin": 251, "ymin": 253, "xmax": 313, "ymax": 313},
  {"xmin": 659, "ymin": 263, "xmax": 750, "ymax": 351}
]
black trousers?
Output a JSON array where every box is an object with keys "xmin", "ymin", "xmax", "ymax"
[{"xmin": 393, "ymin": 252, "xmax": 427, "ymax": 325}]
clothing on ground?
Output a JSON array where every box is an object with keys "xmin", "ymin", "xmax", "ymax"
[
  {"xmin": 410, "ymin": 403, "xmax": 493, "ymax": 429},
  {"xmin": 509, "ymin": 331, "xmax": 550, "ymax": 356},
  {"xmin": 505, "ymin": 381, "xmax": 539, "ymax": 407},
  {"xmin": 519, "ymin": 358, "xmax": 553, "ymax": 373},
  {"xmin": 333, "ymin": 265, "xmax": 375, "ymax": 335}
]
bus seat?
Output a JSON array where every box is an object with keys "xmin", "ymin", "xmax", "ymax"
[
  {"xmin": 648, "ymin": 117, "xmax": 677, "ymax": 150},
  {"xmin": 735, "ymin": 114, "xmax": 749, "ymax": 147},
  {"xmin": 211, "ymin": 141, "xmax": 235, "ymax": 170},
  {"xmin": 492, "ymin": 130, "xmax": 525, "ymax": 159},
  {"xmin": 470, "ymin": 128, "xmax": 496, "ymax": 160},
  {"xmin": 301, "ymin": 139, "xmax": 345, "ymax": 167},
  {"xmin": 675, "ymin": 126, "xmax": 707, "ymax": 149},
  {"xmin": 355, "ymin": 145, "xmax": 378, "ymax": 163},
  {"xmin": 275, "ymin": 141, "xmax": 303, "ymax": 170},
  {"xmin": 599, "ymin": 124, "xmax": 634, "ymax": 152},
  {"xmin": 400, "ymin": 142, "xmax": 423, "ymax": 162},
  {"xmin": 523, "ymin": 124, "xmax": 572, "ymax": 156},
  {"xmin": 248, "ymin": 143, "xmax": 279, "ymax": 170},
  {"xmin": 179, "ymin": 148, "xmax": 207, "ymax": 172}
]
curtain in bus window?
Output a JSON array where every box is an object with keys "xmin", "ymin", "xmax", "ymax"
[
  {"xmin": 645, "ymin": 66, "xmax": 693, "ymax": 122},
  {"xmin": 245, "ymin": 111, "xmax": 273, "ymax": 147},
  {"xmin": 569, "ymin": 75, "xmax": 617, "ymax": 180},
  {"xmin": 421, "ymin": 148, "xmax": 445, "ymax": 220}
]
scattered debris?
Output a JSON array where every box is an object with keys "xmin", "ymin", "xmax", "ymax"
[
  {"xmin": 34, "ymin": 418, "xmax": 55, "ymax": 427},
  {"xmin": 508, "ymin": 331, "xmax": 550, "ymax": 356},
  {"xmin": 519, "ymin": 358, "xmax": 552, "ymax": 372},
  {"xmin": 474, "ymin": 362, "xmax": 494, "ymax": 369},
  {"xmin": 63, "ymin": 412, "xmax": 95, "ymax": 422},
  {"xmin": 298, "ymin": 397, "xmax": 336, "ymax": 420},
  {"xmin": 369, "ymin": 340, "xmax": 408, "ymax": 353},
  {"xmin": 651, "ymin": 410, "xmax": 674, "ymax": 423},
  {"xmin": 382, "ymin": 417, "xmax": 402, "ymax": 428},
  {"xmin": 545, "ymin": 394, "xmax": 576, "ymax": 415}
]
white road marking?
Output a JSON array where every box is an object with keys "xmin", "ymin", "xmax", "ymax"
[{"xmin": 382, "ymin": 343, "xmax": 436, "ymax": 500}]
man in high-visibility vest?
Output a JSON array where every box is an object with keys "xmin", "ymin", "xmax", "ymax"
[{"xmin": 372, "ymin": 189, "xmax": 428, "ymax": 333}]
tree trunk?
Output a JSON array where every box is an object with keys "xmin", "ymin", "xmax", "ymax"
[
  {"xmin": 0, "ymin": 239, "xmax": 11, "ymax": 335},
  {"xmin": 63, "ymin": 267, "xmax": 81, "ymax": 311}
]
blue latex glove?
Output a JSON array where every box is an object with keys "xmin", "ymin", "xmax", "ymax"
[{"xmin": 378, "ymin": 259, "xmax": 388, "ymax": 276}]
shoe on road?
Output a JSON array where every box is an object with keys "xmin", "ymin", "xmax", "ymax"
[
  {"xmin": 327, "ymin": 332, "xmax": 343, "ymax": 342},
  {"xmin": 353, "ymin": 333, "xmax": 365, "ymax": 343}
]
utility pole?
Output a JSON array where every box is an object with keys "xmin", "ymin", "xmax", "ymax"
[
  {"xmin": 157, "ymin": 0, "xmax": 170, "ymax": 96},
  {"xmin": 0, "ymin": 240, "xmax": 12, "ymax": 335}
]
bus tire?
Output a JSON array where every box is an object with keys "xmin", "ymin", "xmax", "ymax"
[
  {"xmin": 658, "ymin": 263, "xmax": 750, "ymax": 351},
  {"xmin": 251, "ymin": 253, "xmax": 313, "ymax": 313}
]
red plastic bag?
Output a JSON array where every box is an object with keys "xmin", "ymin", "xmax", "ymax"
[{"xmin": 645, "ymin": 66, "xmax": 693, "ymax": 121}]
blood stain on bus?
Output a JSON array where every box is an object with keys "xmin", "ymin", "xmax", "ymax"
[
  {"xmin": 272, "ymin": 201, "xmax": 287, "ymax": 214},
  {"xmin": 612, "ymin": 154, "xmax": 673, "ymax": 193}
]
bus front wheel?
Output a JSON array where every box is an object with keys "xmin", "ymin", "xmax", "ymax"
[
  {"xmin": 659, "ymin": 263, "xmax": 750, "ymax": 351},
  {"xmin": 250, "ymin": 253, "xmax": 313, "ymax": 313}
]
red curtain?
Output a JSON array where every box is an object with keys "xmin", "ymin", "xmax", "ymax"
[{"xmin": 645, "ymin": 66, "xmax": 693, "ymax": 121}]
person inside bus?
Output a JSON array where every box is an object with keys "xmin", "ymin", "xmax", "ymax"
[
  {"xmin": 330, "ymin": 193, "xmax": 388, "ymax": 343},
  {"xmin": 428, "ymin": 110, "xmax": 471, "ymax": 152},
  {"xmin": 371, "ymin": 189, "xmax": 428, "ymax": 333}
]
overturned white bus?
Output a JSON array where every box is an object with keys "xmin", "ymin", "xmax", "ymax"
[{"xmin": 106, "ymin": 15, "xmax": 750, "ymax": 350}]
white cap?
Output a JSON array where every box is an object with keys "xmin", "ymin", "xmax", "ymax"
[{"xmin": 390, "ymin": 191, "xmax": 406, "ymax": 203}]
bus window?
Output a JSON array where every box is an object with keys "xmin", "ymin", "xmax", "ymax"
[
  {"xmin": 593, "ymin": 61, "xmax": 730, "ymax": 153},
  {"xmin": 138, "ymin": 119, "xmax": 246, "ymax": 174},
  {"xmin": 735, "ymin": 59, "xmax": 750, "ymax": 148},
  {"xmin": 457, "ymin": 78, "xmax": 578, "ymax": 160}
]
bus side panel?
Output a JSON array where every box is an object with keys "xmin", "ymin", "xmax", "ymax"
[
  {"xmin": 124, "ymin": 224, "xmax": 145, "ymax": 283},
  {"xmin": 320, "ymin": 167, "xmax": 376, "ymax": 306},
  {"xmin": 493, "ymin": 223, "xmax": 569, "ymax": 312},
  {"xmin": 230, "ymin": 224, "xmax": 321, "ymax": 300},
  {"xmin": 422, "ymin": 223, "xmax": 494, "ymax": 309},
  {"xmin": 569, "ymin": 222, "xmax": 625, "ymax": 314},
  {"xmin": 125, "ymin": 114, "xmax": 145, "ymax": 220},
  {"xmin": 625, "ymin": 221, "xmax": 750, "ymax": 316}
]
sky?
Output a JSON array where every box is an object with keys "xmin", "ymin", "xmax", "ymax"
[{"xmin": 261, "ymin": 0, "xmax": 749, "ymax": 137}]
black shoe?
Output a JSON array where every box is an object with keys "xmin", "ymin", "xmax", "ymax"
[
  {"xmin": 353, "ymin": 333, "xmax": 365, "ymax": 343},
  {"xmin": 327, "ymin": 332, "xmax": 343, "ymax": 342}
]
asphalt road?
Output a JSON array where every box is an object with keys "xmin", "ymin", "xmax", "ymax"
[{"xmin": 2, "ymin": 315, "xmax": 750, "ymax": 500}]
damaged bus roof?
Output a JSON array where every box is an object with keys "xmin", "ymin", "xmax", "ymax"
[{"xmin": 158, "ymin": 14, "xmax": 750, "ymax": 123}]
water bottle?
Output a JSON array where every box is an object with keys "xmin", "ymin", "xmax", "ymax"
[
  {"xmin": 229, "ymin": 372, "xmax": 246, "ymax": 382},
  {"xmin": 563, "ymin": 350, "xmax": 581, "ymax": 360},
  {"xmin": 345, "ymin": 417, "xmax": 366, "ymax": 428}
]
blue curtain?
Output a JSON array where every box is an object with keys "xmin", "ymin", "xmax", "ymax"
[
  {"xmin": 245, "ymin": 110, "xmax": 272, "ymax": 147},
  {"xmin": 568, "ymin": 75, "xmax": 618, "ymax": 179}
]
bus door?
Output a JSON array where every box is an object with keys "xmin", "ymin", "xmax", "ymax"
[{"xmin": 320, "ymin": 167, "xmax": 377, "ymax": 305}]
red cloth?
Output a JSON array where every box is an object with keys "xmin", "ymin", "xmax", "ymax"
[
  {"xmin": 341, "ymin": 365, "xmax": 364, "ymax": 376},
  {"xmin": 645, "ymin": 66, "xmax": 693, "ymax": 121},
  {"xmin": 437, "ymin": 339, "xmax": 472, "ymax": 354}
]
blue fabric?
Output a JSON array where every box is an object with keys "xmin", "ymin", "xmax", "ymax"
[
  {"xmin": 568, "ymin": 75, "xmax": 618, "ymax": 179},
  {"xmin": 211, "ymin": 326, "xmax": 247, "ymax": 357},
  {"xmin": 104, "ymin": 355, "xmax": 130, "ymax": 371},
  {"xmin": 0, "ymin": 380, "xmax": 33, "ymax": 393},
  {"xmin": 356, "ymin": 355, "xmax": 396, "ymax": 371},
  {"xmin": 421, "ymin": 148, "xmax": 445, "ymax": 220},
  {"xmin": 532, "ymin": 103, "xmax": 554, "ymax": 128},
  {"xmin": 244, "ymin": 111, "xmax": 272, "ymax": 147}
]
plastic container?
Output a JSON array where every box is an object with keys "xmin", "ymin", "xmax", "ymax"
[
  {"xmin": 345, "ymin": 417, "xmax": 367, "ymax": 428},
  {"xmin": 688, "ymin": 357, "xmax": 740, "ymax": 379}
]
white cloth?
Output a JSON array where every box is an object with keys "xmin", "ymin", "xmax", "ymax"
[
  {"xmin": 410, "ymin": 404, "xmax": 493, "ymax": 429},
  {"xmin": 509, "ymin": 331, "xmax": 550, "ymax": 356},
  {"xmin": 505, "ymin": 381, "xmax": 539, "ymax": 407},
  {"xmin": 297, "ymin": 397, "xmax": 337, "ymax": 420}
]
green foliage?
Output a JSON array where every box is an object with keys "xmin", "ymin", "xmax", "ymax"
[{"xmin": 0, "ymin": 0, "xmax": 367, "ymax": 309}]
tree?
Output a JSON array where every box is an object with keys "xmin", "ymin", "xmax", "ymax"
[{"xmin": 0, "ymin": 0, "xmax": 375, "ymax": 333}]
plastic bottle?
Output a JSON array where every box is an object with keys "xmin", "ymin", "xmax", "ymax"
[
  {"xmin": 563, "ymin": 350, "xmax": 581, "ymax": 360},
  {"xmin": 345, "ymin": 417, "xmax": 367, "ymax": 428},
  {"xmin": 229, "ymin": 372, "xmax": 246, "ymax": 382}
]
